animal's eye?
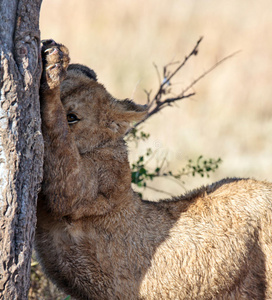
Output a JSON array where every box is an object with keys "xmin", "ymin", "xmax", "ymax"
[{"xmin": 67, "ymin": 113, "xmax": 80, "ymax": 124}]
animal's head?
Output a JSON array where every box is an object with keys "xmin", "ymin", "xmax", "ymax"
[{"xmin": 60, "ymin": 64, "xmax": 147, "ymax": 153}]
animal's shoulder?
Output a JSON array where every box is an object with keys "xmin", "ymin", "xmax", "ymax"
[{"xmin": 147, "ymin": 178, "xmax": 272, "ymax": 220}]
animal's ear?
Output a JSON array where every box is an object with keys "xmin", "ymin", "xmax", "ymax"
[
  {"xmin": 67, "ymin": 64, "xmax": 97, "ymax": 81},
  {"xmin": 117, "ymin": 99, "xmax": 148, "ymax": 121},
  {"xmin": 110, "ymin": 99, "xmax": 148, "ymax": 135}
]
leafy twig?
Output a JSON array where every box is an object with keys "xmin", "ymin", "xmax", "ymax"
[{"xmin": 131, "ymin": 146, "xmax": 222, "ymax": 190}]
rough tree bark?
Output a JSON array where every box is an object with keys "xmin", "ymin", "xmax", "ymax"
[{"xmin": 0, "ymin": 0, "xmax": 43, "ymax": 299}]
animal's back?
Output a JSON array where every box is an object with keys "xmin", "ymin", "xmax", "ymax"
[{"xmin": 138, "ymin": 178, "xmax": 272, "ymax": 299}]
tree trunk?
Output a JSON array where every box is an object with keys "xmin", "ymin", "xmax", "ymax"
[{"xmin": 0, "ymin": 0, "xmax": 43, "ymax": 299}]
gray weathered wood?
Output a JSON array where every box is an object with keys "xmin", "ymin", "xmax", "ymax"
[{"xmin": 0, "ymin": 0, "xmax": 43, "ymax": 298}]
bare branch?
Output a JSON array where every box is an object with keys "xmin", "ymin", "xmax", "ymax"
[
  {"xmin": 164, "ymin": 37, "xmax": 203, "ymax": 85},
  {"xmin": 131, "ymin": 38, "xmax": 239, "ymax": 130},
  {"xmin": 153, "ymin": 36, "xmax": 203, "ymax": 101}
]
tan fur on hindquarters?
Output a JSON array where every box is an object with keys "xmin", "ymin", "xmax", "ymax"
[{"xmin": 36, "ymin": 40, "xmax": 272, "ymax": 300}]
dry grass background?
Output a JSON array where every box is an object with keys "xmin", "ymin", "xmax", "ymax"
[{"xmin": 40, "ymin": 0, "xmax": 272, "ymax": 196}]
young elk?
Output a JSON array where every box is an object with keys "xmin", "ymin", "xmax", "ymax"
[{"xmin": 36, "ymin": 39, "xmax": 272, "ymax": 299}]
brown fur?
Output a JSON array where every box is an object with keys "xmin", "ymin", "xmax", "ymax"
[{"xmin": 36, "ymin": 40, "xmax": 272, "ymax": 299}]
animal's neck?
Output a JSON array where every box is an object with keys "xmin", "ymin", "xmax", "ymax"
[{"xmin": 91, "ymin": 139, "xmax": 134, "ymax": 211}]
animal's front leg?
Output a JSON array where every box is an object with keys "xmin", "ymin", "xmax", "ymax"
[{"xmin": 39, "ymin": 40, "xmax": 98, "ymax": 218}]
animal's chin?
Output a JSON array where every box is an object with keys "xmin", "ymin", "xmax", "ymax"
[{"xmin": 76, "ymin": 140, "xmax": 110, "ymax": 154}]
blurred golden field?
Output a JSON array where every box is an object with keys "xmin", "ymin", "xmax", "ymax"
[{"xmin": 40, "ymin": 0, "xmax": 272, "ymax": 197}]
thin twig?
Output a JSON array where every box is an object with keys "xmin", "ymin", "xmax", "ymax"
[
  {"xmin": 165, "ymin": 37, "xmax": 203, "ymax": 85},
  {"xmin": 180, "ymin": 50, "xmax": 240, "ymax": 97},
  {"xmin": 134, "ymin": 91, "xmax": 195, "ymax": 128},
  {"xmin": 153, "ymin": 62, "xmax": 161, "ymax": 87},
  {"xmin": 153, "ymin": 36, "xmax": 203, "ymax": 102},
  {"xmin": 164, "ymin": 176, "xmax": 186, "ymax": 189},
  {"xmin": 144, "ymin": 149, "xmax": 157, "ymax": 166},
  {"xmin": 144, "ymin": 89, "xmax": 152, "ymax": 104},
  {"xmin": 158, "ymin": 154, "xmax": 168, "ymax": 174},
  {"xmin": 144, "ymin": 185, "xmax": 175, "ymax": 197},
  {"xmin": 132, "ymin": 47, "xmax": 239, "ymax": 130}
]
